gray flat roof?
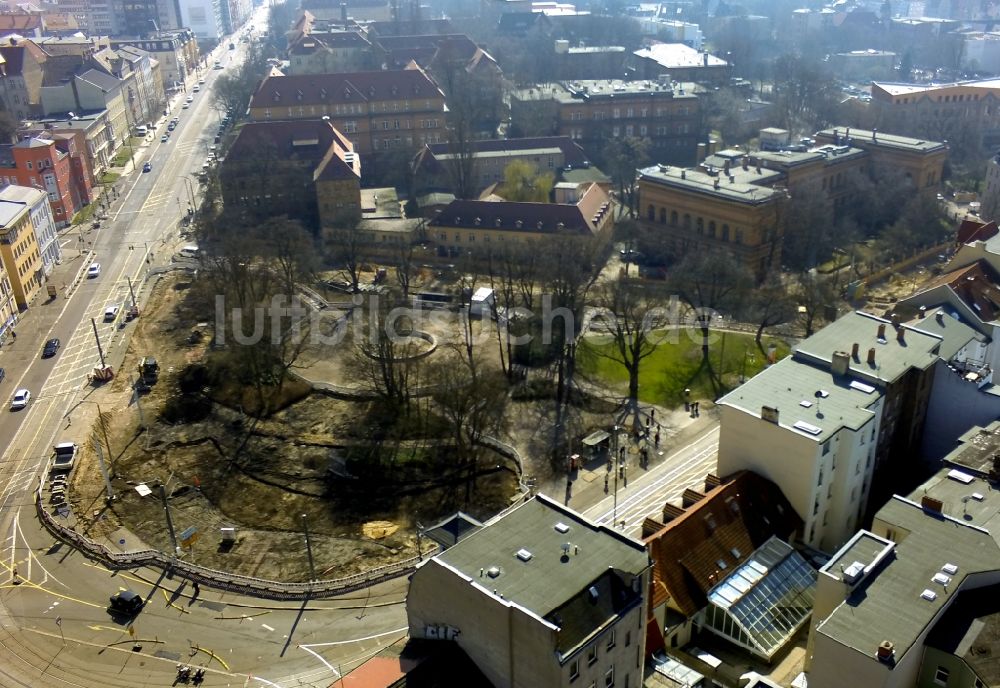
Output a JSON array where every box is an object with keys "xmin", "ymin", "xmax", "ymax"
[
  {"xmin": 822, "ymin": 530, "xmax": 894, "ymax": 583},
  {"xmin": 911, "ymin": 464, "xmax": 1000, "ymax": 542},
  {"xmin": 904, "ymin": 308, "xmax": 982, "ymax": 361},
  {"xmin": 0, "ymin": 185, "xmax": 44, "ymax": 206},
  {"xmin": 637, "ymin": 164, "xmax": 783, "ymax": 205},
  {"xmin": 816, "ymin": 127, "xmax": 947, "ymax": 154},
  {"xmin": 816, "ymin": 497, "xmax": 1000, "ymax": 662},
  {"xmin": 718, "ymin": 357, "xmax": 880, "ymax": 443},
  {"xmin": 794, "ymin": 311, "xmax": 941, "ymax": 385},
  {"xmin": 436, "ymin": 494, "xmax": 649, "ymax": 618},
  {"xmin": 0, "ymin": 199, "xmax": 27, "ymax": 227},
  {"xmin": 941, "ymin": 420, "xmax": 1000, "ymax": 476},
  {"xmin": 512, "ymin": 79, "xmax": 701, "ymax": 103}
]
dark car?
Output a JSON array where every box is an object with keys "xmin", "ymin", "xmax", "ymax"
[
  {"xmin": 109, "ymin": 590, "xmax": 144, "ymax": 615},
  {"xmin": 41, "ymin": 338, "xmax": 60, "ymax": 358},
  {"xmin": 0, "ymin": 368, "xmax": 5, "ymax": 384}
]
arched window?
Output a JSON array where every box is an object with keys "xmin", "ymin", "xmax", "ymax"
[
  {"xmin": 722, "ymin": 224, "xmax": 730, "ymax": 241},
  {"xmin": 708, "ymin": 221, "xmax": 716, "ymax": 237},
  {"xmin": 671, "ymin": 211, "xmax": 678, "ymax": 226},
  {"xmin": 647, "ymin": 205, "xmax": 655, "ymax": 221},
  {"xmin": 659, "ymin": 208, "xmax": 666, "ymax": 223}
]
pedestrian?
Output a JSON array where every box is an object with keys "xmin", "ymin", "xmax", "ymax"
[
  {"xmin": 651, "ymin": 408, "xmax": 656, "ymax": 421},
  {"xmin": 694, "ymin": 401, "xmax": 700, "ymax": 417},
  {"xmin": 655, "ymin": 431, "xmax": 660, "ymax": 447},
  {"xmin": 10, "ymin": 331, "xmax": 15, "ymax": 340},
  {"xmin": 684, "ymin": 388, "xmax": 691, "ymax": 411},
  {"xmin": 192, "ymin": 581, "xmax": 200, "ymax": 597}
]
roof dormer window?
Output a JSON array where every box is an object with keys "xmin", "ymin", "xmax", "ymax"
[
  {"xmin": 344, "ymin": 88, "xmax": 351, "ymax": 98},
  {"xmin": 536, "ymin": 221, "xmax": 543, "ymax": 230},
  {"xmin": 515, "ymin": 220, "xmax": 523, "ymax": 229},
  {"xmin": 369, "ymin": 86, "xmax": 376, "ymax": 96},
  {"xmin": 320, "ymin": 88, "xmax": 327, "ymax": 99},
  {"xmin": 296, "ymin": 90, "xmax": 303, "ymax": 101},
  {"xmin": 391, "ymin": 85, "xmax": 398, "ymax": 96},
  {"xmin": 495, "ymin": 217, "xmax": 502, "ymax": 227}
]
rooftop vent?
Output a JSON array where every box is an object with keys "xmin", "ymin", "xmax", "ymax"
[
  {"xmin": 515, "ymin": 548, "xmax": 533, "ymax": 562},
  {"xmin": 486, "ymin": 566, "xmax": 501, "ymax": 578},
  {"xmin": 730, "ymin": 548, "xmax": 741, "ymax": 558},
  {"xmin": 932, "ymin": 572, "xmax": 951, "ymax": 585},
  {"xmin": 876, "ymin": 640, "xmax": 894, "ymax": 662},
  {"xmin": 942, "ymin": 563, "xmax": 958, "ymax": 575},
  {"xmin": 588, "ymin": 586, "xmax": 599, "ymax": 602},
  {"xmin": 843, "ymin": 560, "xmax": 865, "ymax": 584},
  {"xmin": 716, "ymin": 559, "xmax": 728, "ymax": 569},
  {"xmin": 920, "ymin": 589, "xmax": 938, "ymax": 601},
  {"xmin": 554, "ymin": 522, "xmax": 570, "ymax": 533}
]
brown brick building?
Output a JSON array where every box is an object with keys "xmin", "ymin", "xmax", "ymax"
[
  {"xmin": 248, "ymin": 65, "xmax": 447, "ymax": 159},
  {"xmin": 219, "ymin": 119, "xmax": 361, "ymax": 230},
  {"xmin": 510, "ymin": 79, "xmax": 703, "ymax": 165}
]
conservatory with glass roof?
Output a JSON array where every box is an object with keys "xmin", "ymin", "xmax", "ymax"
[{"xmin": 698, "ymin": 537, "xmax": 817, "ymax": 660}]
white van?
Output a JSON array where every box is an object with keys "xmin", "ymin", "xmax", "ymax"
[
  {"xmin": 179, "ymin": 245, "xmax": 200, "ymax": 258},
  {"xmin": 134, "ymin": 125, "xmax": 148, "ymax": 136}
]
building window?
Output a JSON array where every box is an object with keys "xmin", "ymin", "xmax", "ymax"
[
  {"xmin": 26, "ymin": 161, "xmax": 32, "ymax": 170},
  {"xmin": 607, "ymin": 630, "xmax": 616, "ymax": 650},
  {"xmin": 587, "ymin": 645, "xmax": 597, "ymax": 665},
  {"xmin": 570, "ymin": 659, "xmax": 579, "ymax": 681},
  {"xmin": 670, "ymin": 211, "xmax": 678, "ymax": 226},
  {"xmin": 647, "ymin": 205, "xmax": 654, "ymax": 221},
  {"xmin": 625, "ymin": 630, "xmax": 631, "ymax": 647},
  {"xmin": 934, "ymin": 667, "xmax": 949, "ymax": 686},
  {"xmin": 605, "ymin": 666, "xmax": 614, "ymax": 687}
]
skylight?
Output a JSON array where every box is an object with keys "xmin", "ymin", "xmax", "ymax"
[
  {"xmin": 920, "ymin": 589, "xmax": 938, "ymax": 601},
  {"xmin": 515, "ymin": 548, "xmax": 533, "ymax": 562}
]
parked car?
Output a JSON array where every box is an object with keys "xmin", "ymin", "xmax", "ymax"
[
  {"xmin": 108, "ymin": 590, "xmax": 143, "ymax": 616},
  {"xmin": 143, "ymin": 162, "xmax": 152, "ymax": 172},
  {"xmin": 104, "ymin": 304, "xmax": 120, "ymax": 322},
  {"xmin": 87, "ymin": 262, "xmax": 101, "ymax": 278},
  {"xmin": 198, "ymin": 78, "xmax": 205, "ymax": 85},
  {"xmin": 160, "ymin": 134, "xmax": 169, "ymax": 143},
  {"xmin": 52, "ymin": 442, "xmax": 77, "ymax": 471},
  {"xmin": 41, "ymin": 338, "xmax": 60, "ymax": 358},
  {"xmin": 186, "ymin": 95, "xmax": 194, "ymax": 103},
  {"xmin": 182, "ymin": 103, "xmax": 190, "ymax": 109},
  {"xmin": 0, "ymin": 368, "xmax": 6, "ymax": 384},
  {"xmin": 10, "ymin": 388, "xmax": 30, "ymax": 410}
]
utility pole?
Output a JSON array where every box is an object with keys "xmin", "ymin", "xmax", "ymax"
[
  {"xmin": 127, "ymin": 276, "xmax": 138, "ymax": 311},
  {"xmin": 97, "ymin": 403, "xmax": 114, "ymax": 474},
  {"xmin": 160, "ymin": 484, "xmax": 179, "ymax": 554},
  {"xmin": 130, "ymin": 376, "xmax": 146, "ymax": 429},
  {"xmin": 301, "ymin": 514, "xmax": 316, "ymax": 584},
  {"xmin": 612, "ymin": 425, "xmax": 619, "ymax": 528},
  {"xmin": 91, "ymin": 317, "xmax": 106, "ymax": 368},
  {"xmin": 93, "ymin": 437, "xmax": 114, "ymax": 502}
]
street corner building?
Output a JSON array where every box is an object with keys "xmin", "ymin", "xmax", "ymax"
[{"xmin": 406, "ymin": 494, "xmax": 651, "ymax": 688}]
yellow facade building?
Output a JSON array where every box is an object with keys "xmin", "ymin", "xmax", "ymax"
[{"xmin": 0, "ymin": 199, "xmax": 42, "ymax": 309}]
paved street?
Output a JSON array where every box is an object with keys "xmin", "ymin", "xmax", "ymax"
[{"xmin": 0, "ymin": 12, "xmax": 411, "ymax": 688}]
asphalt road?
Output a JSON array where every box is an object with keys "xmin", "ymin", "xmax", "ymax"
[{"xmin": 0, "ymin": 12, "xmax": 410, "ymax": 687}]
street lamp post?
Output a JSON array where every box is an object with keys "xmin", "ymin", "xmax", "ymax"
[{"xmin": 301, "ymin": 514, "xmax": 316, "ymax": 585}]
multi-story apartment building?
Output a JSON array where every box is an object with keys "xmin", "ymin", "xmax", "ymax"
[
  {"xmin": 40, "ymin": 67, "xmax": 129, "ymax": 150},
  {"xmin": 0, "ymin": 41, "xmax": 49, "ymax": 120},
  {"xmin": 94, "ymin": 45, "xmax": 162, "ymax": 127},
  {"xmin": 806, "ymin": 447, "xmax": 1000, "ymax": 688},
  {"xmin": 510, "ymin": 79, "xmax": 703, "ymax": 165},
  {"xmin": 871, "ymin": 78, "xmax": 1000, "ymax": 150},
  {"xmin": 813, "ymin": 127, "xmax": 947, "ymax": 192},
  {"xmin": 0, "ymin": 252, "xmax": 15, "ymax": 343},
  {"xmin": 0, "ymin": 136, "xmax": 83, "ymax": 227},
  {"xmin": 717, "ymin": 311, "xmax": 944, "ymax": 553},
  {"xmin": 23, "ymin": 112, "xmax": 115, "ymax": 181},
  {"xmin": 52, "ymin": 0, "xmax": 117, "ymax": 35},
  {"xmin": 219, "ymin": 119, "xmax": 361, "ymax": 230},
  {"xmin": 0, "ymin": 185, "xmax": 59, "ymax": 276},
  {"xmin": 218, "ymin": 0, "xmax": 251, "ymax": 34},
  {"xmin": 407, "ymin": 494, "xmax": 651, "ymax": 688},
  {"xmin": 17, "ymin": 127, "xmax": 95, "ymax": 207},
  {"xmin": 111, "ymin": 33, "xmax": 196, "ymax": 95},
  {"xmin": 248, "ymin": 66, "xmax": 446, "ymax": 159},
  {"xmin": 0, "ymin": 192, "xmax": 42, "ymax": 308},
  {"xmin": 178, "ymin": 0, "xmax": 223, "ymax": 42}
]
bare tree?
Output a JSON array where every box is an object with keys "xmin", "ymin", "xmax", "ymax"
[
  {"xmin": 794, "ymin": 271, "xmax": 838, "ymax": 337},
  {"xmin": 748, "ymin": 272, "xmax": 796, "ymax": 354},
  {"xmin": 324, "ymin": 221, "xmax": 370, "ymax": 292},
  {"xmin": 352, "ymin": 296, "xmax": 420, "ymax": 409}
]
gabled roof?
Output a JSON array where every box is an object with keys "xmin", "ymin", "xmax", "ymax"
[
  {"xmin": 916, "ymin": 260, "xmax": 1000, "ymax": 325},
  {"xmin": 249, "ymin": 67, "xmax": 443, "ymax": 110},
  {"xmin": 0, "ymin": 14, "xmax": 41, "ymax": 33},
  {"xmin": 643, "ymin": 472, "xmax": 802, "ymax": 617},
  {"xmin": 225, "ymin": 119, "xmax": 359, "ymax": 183},
  {"xmin": 428, "ymin": 190, "xmax": 610, "ymax": 236},
  {"xmin": 956, "ymin": 217, "xmax": 999, "ymax": 245}
]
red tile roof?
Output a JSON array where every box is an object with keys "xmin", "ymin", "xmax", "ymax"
[
  {"xmin": 957, "ymin": 217, "xmax": 999, "ymax": 245},
  {"xmin": 0, "ymin": 14, "xmax": 41, "ymax": 33},
  {"xmin": 643, "ymin": 471, "xmax": 802, "ymax": 618},
  {"xmin": 250, "ymin": 66, "xmax": 443, "ymax": 110},
  {"xmin": 919, "ymin": 260, "xmax": 1000, "ymax": 323}
]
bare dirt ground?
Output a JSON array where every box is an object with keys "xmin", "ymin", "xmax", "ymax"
[{"xmin": 67, "ymin": 273, "xmax": 518, "ymax": 582}]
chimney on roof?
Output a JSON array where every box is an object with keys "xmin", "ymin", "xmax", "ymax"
[
  {"xmin": 851, "ymin": 342, "xmax": 860, "ymax": 361},
  {"xmin": 742, "ymin": 156, "xmax": 749, "ymax": 171},
  {"xmin": 340, "ymin": 2, "xmax": 347, "ymax": 21},
  {"xmin": 833, "ymin": 128, "xmax": 839, "ymax": 144},
  {"xmin": 867, "ymin": 347, "xmax": 876, "ymax": 366},
  {"xmin": 919, "ymin": 305, "xmax": 926, "ymax": 318},
  {"xmin": 832, "ymin": 350, "xmax": 851, "ymax": 376},
  {"xmin": 876, "ymin": 641, "xmax": 895, "ymax": 664},
  {"xmin": 661, "ymin": 502, "xmax": 685, "ymax": 524},
  {"xmin": 921, "ymin": 495, "xmax": 944, "ymax": 513},
  {"xmin": 681, "ymin": 170, "xmax": 686, "ymax": 179},
  {"xmin": 897, "ymin": 327, "xmax": 905, "ymax": 343},
  {"xmin": 891, "ymin": 313, "xmax": 900, "ymax": 329},
  {"xmin": 723, "ymin": 159, "xmax": 730, "ymax": 174},
  {"xmin": 877, "ymin": 323, "xmax": 886, "ymax": 340},
  {"xmin": 713, "ymin": 178, "xmax": 720, "ymax": 190},
  {"xmin": 872, "ymin": 127, "xmax": 878, "ymax": 141}
]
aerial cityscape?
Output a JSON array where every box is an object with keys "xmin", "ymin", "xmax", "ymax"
[{"xmin": 0, "ymin": 0, "xmax": 999, "ymax": 686}]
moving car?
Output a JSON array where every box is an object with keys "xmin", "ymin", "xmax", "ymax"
[
  {"xmin": 108, "ymin": 590, "xmax": 143, "ymax": 615},
  {"xmin": 192, "ymin": 85, "xmax": 200, "ymax": 93},
  {"xmin": 182, "ymin": 103, "xmax": 190, "ymax": 109},
  {"xmin": 0, "ymin": 368, "xmax": 5, "ymax": 384},
  {"xmin": 214, "ymin": 62, "xmax": 223, "ymax": 69},
  {"xmin": 41, "ymin": 338, "xmax": 60, "ymax": 358},
  {"xmin": 104, "ymin": 304, "xmax": 120, "ymax": 322},
  {"xmin": 52, "ymin": 442, "xmax": 77, "ymax": 471},
  {"xmin": 198, "ymin": 78, "xmax": 205, "ymax": 85},
  {"xmin": 143, "ymin": 162, "xmax": 152, "ymax": 172},
  {"xmin": 87, "ymin": 262, "xmax": 101, "ymax": 278},
  {"xmin": 186, "ymin": 95, "xmax": 194, "ymax": 103},
  {"xmin": 160, "ymin": 134, "xmax": 169, "ymax": 143},
  {"xmin": 10, "ymin": 388, "xmax": 30, "ymax": 410}
]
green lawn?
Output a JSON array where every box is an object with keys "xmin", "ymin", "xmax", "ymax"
[
  {"xmin": 100, "ymin": 172, "xmax": 120, "ymax": 184},
  {"xmin": 578, "ymin": 329, "xmax": 791, "ymax": 406}
]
